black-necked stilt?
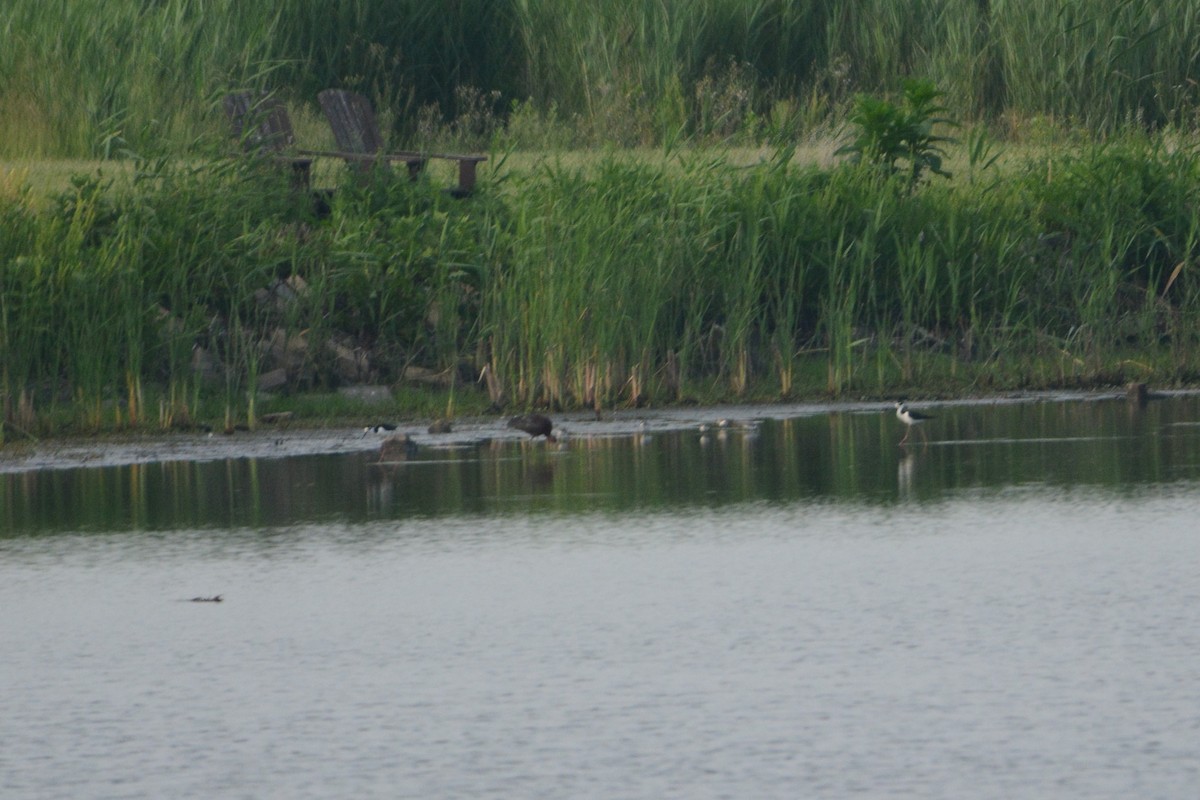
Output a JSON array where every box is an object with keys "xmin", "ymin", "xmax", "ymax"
[
  {"xmin": 894, "ymin": 401, "xmax": 933, "ymax": 444},
  {"xmin": 364, "ymin": 422, "xmax": 398, "ymax": 434},
  {"xmin": 508, "ymin": 413, "xmax": 557, "ymax": 442}
]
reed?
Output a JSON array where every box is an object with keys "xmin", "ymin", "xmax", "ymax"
[
  {"xmin": 6, "ymin": 0, "xmax": 1200, "ymax": 159},
  {"xmin": 7, "ymin": 128, "xmax": 1200, "ymax": 436}
]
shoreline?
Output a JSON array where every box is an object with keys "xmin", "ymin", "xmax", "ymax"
[{"xmin": 3, "ymin": 388, "xmax": 1193, "ymax": 475}]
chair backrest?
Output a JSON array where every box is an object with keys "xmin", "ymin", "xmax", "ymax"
[
  {"xmin": 222, "ymin": 91, "xmax": 295, "ymax": 154},
  {"xmin": 318, "ymin": 89, "xmax": 386, "ymax": 154}
]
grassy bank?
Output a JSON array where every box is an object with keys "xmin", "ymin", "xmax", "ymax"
[
  {"xmin": 4, "ymin": 129, "xmax": 1200, "ymax": 441},
  {"xmin": 3, "ymin": 0, "xmax": 1200, "ymax": 159}
]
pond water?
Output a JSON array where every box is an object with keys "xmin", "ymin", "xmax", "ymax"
[{"xmin": 3, "ymin": 394, "xmax": 1200, "ymax": 798}]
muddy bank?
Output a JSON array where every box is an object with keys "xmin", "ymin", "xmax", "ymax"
[{"xmin": 0, "ymin": 389, "xmax": 1184, "ymax": 474}]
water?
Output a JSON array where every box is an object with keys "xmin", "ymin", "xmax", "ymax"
[{"xmin": 4, "ymin": 395, "xmax": 1200, "ymax": 798}]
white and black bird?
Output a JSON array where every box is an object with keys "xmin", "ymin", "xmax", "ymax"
[{"xmin": 894, "ymin": 401, "xmax": 933, "ymax": 445}]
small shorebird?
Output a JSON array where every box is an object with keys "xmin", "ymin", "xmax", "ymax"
[
  {"xmin": 508, "ymin": 413, "xmax": 557, "ymax": 442},
  {"xmin": 894, "ymin": 401, "xmax": 933, "ymax": 445}
]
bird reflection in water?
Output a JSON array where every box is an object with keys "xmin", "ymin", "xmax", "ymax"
[
  {"xmin": 522, "ymin": 461, "xmax": 558, "ymax": 490},
  {"xmin": 378, "ymin": 434, "xmax": 419, "ymax": 462},
  {"xmin": 898, "ymin": 450, "xmax": 918, "ymax": 500}
]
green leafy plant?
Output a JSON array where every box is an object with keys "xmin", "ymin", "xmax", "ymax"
[{"xmin": 838, "ymin": 79, "xmax": 959, "ymax": 186}]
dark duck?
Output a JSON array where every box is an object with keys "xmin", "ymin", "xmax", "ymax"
[{"xmin": 507, "ymin": 413, "xmax": 557, "ymax": 442}]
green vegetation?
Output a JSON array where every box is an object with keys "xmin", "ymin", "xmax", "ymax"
[
  {"xmin": 5, "ymin": 130, "xmax": 1200, "ymax": 440},
  {"xmin": 5, "ymin": 1, "xmax": 1200, "ymax": 439},
  {"xmin": 837, "ymin": 79, "xmax": 958, "ymax": 187},
  {"xmin": 3, "ymin": 0, "xmax": 1200, "ymax": 158}
]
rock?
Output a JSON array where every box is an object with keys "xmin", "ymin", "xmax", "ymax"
[
  {"xmin": 327, "ymin": 339, "xmax": 369, "ymax": 383},
  {"xmin": 191, "ymin": 346, "xmax": 225, "ymax": 387},
  {"xmin": 265, "ymin": 328, "xmax": 309, "ymax": 374},
  {"xmin": 257, "ymin": 368, "xmax": 289, "ymax": 392},
  {"xmin": 255, "ymin": 275, "xmax": 310, "ymax": 310}
]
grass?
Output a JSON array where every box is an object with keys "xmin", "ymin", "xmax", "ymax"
[
  {"xmin": 6, "ymin": 126, "xmax": 1200, "ymax": 441},
  {"xmin": 5, "ymin": 0, "xmax": 1200, "ymax": 160},
  {"xmin": 6, "ymin": 1, "xmax": 1200, "ymax": 445}
]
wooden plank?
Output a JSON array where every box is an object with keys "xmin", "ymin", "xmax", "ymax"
[
  {"xmin": 298, "ymin": 149, "xmax": 485, "ymax": 164},
  {"xmin": 222, "ymin": 91, "xmax": 295, "ymax": 154},
  {"xmin": 316, "ymin": 89, "xmax": 487, "ymax": 194},
  {"xmin": 222, "ymin": 91, "xmax": 313, "ymax": 190}
]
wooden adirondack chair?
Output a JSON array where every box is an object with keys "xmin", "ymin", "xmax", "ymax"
[
  {"xmin": 222, "ymin": 91, "xmax": 314, "ymax": 190},
  {"xmin": 317, "ymin": 89, "xmax": 486, "ymax": 196}
]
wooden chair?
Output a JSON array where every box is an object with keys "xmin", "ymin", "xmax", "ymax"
[
  {"xmin": 221, "ymin": 91, "xmax": 314, "ymax": 190},
  {"xmin": 317, "ymin": 89, "xmax": 487, "ymax": 196}
]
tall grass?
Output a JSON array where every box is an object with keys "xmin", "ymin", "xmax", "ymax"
[
  {"xmin": 6, "ymin": 133, "xmax": 1200, "ymax": 436},
  {"xmin": 0, "ymin": 0, "xmax": 286, "ymax": 157},
  {"xmin": 995, "ymin": 0, "xmax": 1200, "ymax": 131},
  {"xmin": 481, "ymin": 135, "xmax": 1200, "ymax": 408},
  {"xmin": 5, "ymin": 0, "xmax": 1200, "ymax": 159}
]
